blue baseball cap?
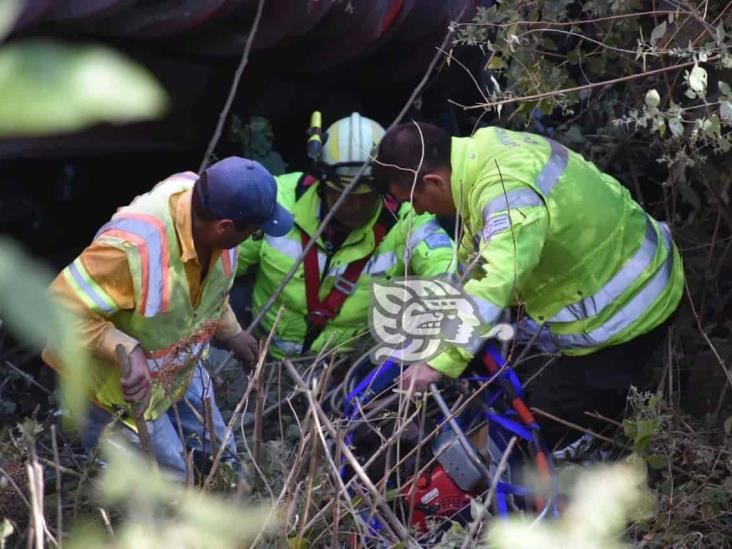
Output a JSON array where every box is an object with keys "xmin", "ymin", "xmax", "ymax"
[{"xmin": 195, "ymin": 157, "xmax": 293, "ymax": 236}]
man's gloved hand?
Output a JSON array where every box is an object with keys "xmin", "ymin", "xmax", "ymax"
[
  {"xmin": 120, "ymin": 345, "xmax": 152, "ymax": 405},
  {"xmin": 225, "ymin": 330, "xmax": 259, "ymax": 369},
  {"xmin": 399, "ymin": 362, "xmax": 443, "ymax": 395}
]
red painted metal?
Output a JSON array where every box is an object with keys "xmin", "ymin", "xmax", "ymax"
[{"xmin": 403, "ymin": 464, "xmax": 474, "ymax": 532}]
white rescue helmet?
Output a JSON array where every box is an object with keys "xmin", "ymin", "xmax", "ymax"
[{"xmin": 322, "ymin": 113, "xmax": 385, "ymax": 193}]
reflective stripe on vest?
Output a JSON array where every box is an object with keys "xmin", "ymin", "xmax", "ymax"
[
  {"xmin": 552, "ymin": 223, "xmax": 674, "ymax": 349},
  {"xmin": 536, "ymin": 138, "xmax": 569, "ymax": 194},
  {"xmin": 549, "ymin": 218, "xmax": 663, "ymax": 323},
  {"xmin": 265, "ymin": 234, "xmax": 401, "ymax": 277},
  {"xmin": 220, "ymin": 246, "xmax": 238, "ymax": 278},
  {"xmin": 64, "ymin": 258, "xmax": 117, "ymax": 315},
  {"xmin": 96, "ymin": 213, "xmax": 171, "ymax": 317}
]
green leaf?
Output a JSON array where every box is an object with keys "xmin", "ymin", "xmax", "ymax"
[
  {"xmin": 645, "ymin": 454, "xmax": 668, "ymax": 470},
  {"xmin": 719, "ymin": 81, "xmax": 732, "ymax": 97},
  {"xmin": 650, "ymin": 21, "xmax": 667, "ymax": 47},
  {"xmin": 702, "ymin": 115, "xmax": 721, "ymax": 137},
  {"xmin": 0, "ymin": 239, "xmax": 90, "ymax": 422},
  {"xmin": 656, "ymin": 117, "xmax": 667, "ymax": 137},
  {"xmin": 645, "ymin": 89, "xmax": 661, "ymax": 108},
  {"xmin": 287, "ymin": 538, "xmax": 310, "ymax": 549},
  {"xmin": 688, "ymin": 64, "xmax": 708, "ymax": 96},
  {"xmin": 622, "ymin": 418, "xmax": 638, "ymax": 439},
  {"xmin": 624, "ymin": 419, "xmax": 658, "ymax": 451},
  {"xmin": 720, "ymin": 101, "xmax": 732, "ymax": 122},
  {"xmin": 0, "ymin": 40, "xmax": 168, "ymax": 137},
  {"xmin": 485, "ymin": 55, "xmax": 506, "ymax": 70},
  {"xmin": 0, "ymin": 519, "xmax": 14, "ymax": 549},
  {"xmin": 669, "ymin": 117, "xmax": 685, "ymax": 137}
]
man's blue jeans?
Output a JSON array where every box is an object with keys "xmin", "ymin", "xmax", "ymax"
[{"xmin": 82, "ymin": 364, "xmax": 237, "ymax": 480}]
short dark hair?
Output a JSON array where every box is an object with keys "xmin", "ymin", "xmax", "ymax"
[
  {"xmin": 371, "ymin": 122, "xmax": 451, "ymax": 195},
  {"xmin": 191, "ymin": 178, "xmax": 250, "ymax": 230}
]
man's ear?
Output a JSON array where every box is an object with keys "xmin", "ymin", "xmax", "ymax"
[
  {"xmin": 216, "ymin": 219, "xmax": 236, "ymax": 234},
  {"xmin": 422, "ymin": 172, "xmax": 449, "ymax": 192}
]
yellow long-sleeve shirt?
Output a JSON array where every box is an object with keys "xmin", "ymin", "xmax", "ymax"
[{"xmin": 42, "ymin": 190, "xmax": 241, "ymax": 369}]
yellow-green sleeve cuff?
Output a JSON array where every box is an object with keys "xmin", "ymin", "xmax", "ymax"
[{"xmin": 428, "ymin": 345, "xmax": 471, "ymax": 378}]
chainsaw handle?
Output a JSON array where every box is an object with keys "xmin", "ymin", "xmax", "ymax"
[{"xmin": 429, "ymin": 383, "xmax": 494, "ymax": 484}]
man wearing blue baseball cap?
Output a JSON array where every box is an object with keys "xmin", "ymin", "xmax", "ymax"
[{"xmin": 43, "ymin": 156, "xmax": 293, "ymax": 479}]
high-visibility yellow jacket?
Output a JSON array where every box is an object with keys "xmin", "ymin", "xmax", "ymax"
[
  {"xmin": 237, "ymin": 172, "xmax": 457, "ymax": 357},
  {"xmin": 429, "ymin": 127, "xmax": 684, "ymax": 377}
]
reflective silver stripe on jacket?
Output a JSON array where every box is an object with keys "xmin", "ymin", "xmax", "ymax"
[
  {"xmin": 404, "ymin": 220, "xmax": 449, "ymax": 262},
  {"xmin": 271, "ymin": 335, "xmax": 303, "ymax": 355},
  {"xmin": 482, "ymin": 188, "xmax": 544, "ymax": 222},
  {"xmin": 407, "ymin": 220, "xmax": 442, "ymax": 251},
  {"xmin": 535, "ymin": 138, "xmax": 569, "ymax": 195},
  {"xmin": 549, "ymin": 218, "xmax": 663, "ymax": 323},
  {"xmin": 265, "ymin": 234, "xmax": 327, "ymax": 272},
  {"xmin": 266, "ymin": 234, "xmax": 398, "ymax": 279},
  {"xmin": 471, "ymin": 295, "xmax": 504, "ymax": 325},
  {"xmin": 364, "ymin": 251, "xmax": 397, "ymax": 276},
  {"xmin": 463, "ymin": 295, "xmax": 505, "ymax": 354},
  {"xmin": 552, "ymin": 223, "xmax": 674, "ymax": 349},
  {"xmin": 478, "ymin": 138, "xmax": 564, "ymax": 242}
]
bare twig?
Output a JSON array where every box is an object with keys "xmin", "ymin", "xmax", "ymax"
[
  {"xmin": 198, "ymin": 0, "xmax": 267, "ymax": 173},
  {"xmin": 452, "ymin": 10, "xmax": 691, "ymax": 29},
  {"xmin": 3, "ymin": 360, "xmax": 50, "ymax": 395},
  {"xmin": 461, "ymin": 437, "xmax": 518, "ymax": 549},
  {"xmin": 98, "ymin": 508, "xmax": 115, "ymax": 538},
  {"xmin": 457, "ymin": 57, "xmax": 718, "ymax": 112},
  {"xmin": 51, "ymin": 426, "xmax": 63, "ymax": 547},
  {"xmin": 284, "ymin": 360, "xmax": 411, "ymax": 543},
  {"xmin": 684, "ymin": 278, "xmax": 732, "ymax": 391},
  {"xmin": 584, "ymin": 410, "xmax": 623, "ymax": 428},
  {"xmin": 532, "ymin": 406, "xmax": 631, "ymax": 449},
  {"xmin": 253, "ymin": 346, "xmax": 267, "ymax": 464}
]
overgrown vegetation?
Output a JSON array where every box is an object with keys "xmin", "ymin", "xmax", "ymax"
[{"xmin": 2, "ymin": 0, "xmax": 732, "ymax": 547}]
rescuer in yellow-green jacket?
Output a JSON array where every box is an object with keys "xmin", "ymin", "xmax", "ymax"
[
  {"xmin": 372, "ymin": 122, "xmax": 683, "ymax": 448},
  {"xmin": 236, "ymin": 114, "xmax": 457, "ymax": 357}
]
